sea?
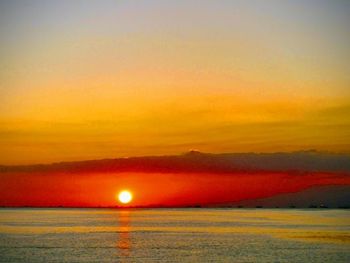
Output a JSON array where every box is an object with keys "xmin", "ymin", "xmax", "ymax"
[{"xmin": 0, "ymin": 208, "xmax": 349, "ymax": 262}]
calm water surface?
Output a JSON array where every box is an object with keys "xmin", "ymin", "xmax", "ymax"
[{"xmin": 0, "ymin": 208, "xmax": 349, "ymax": 262}]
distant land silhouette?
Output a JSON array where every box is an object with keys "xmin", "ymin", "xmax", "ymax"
[
  {"xmin": 221, "ymin": 185, "xmax": 350, "ymax": 208},
  {"xmin": 0, "ymin": 151, "xmax": 349, "ymax": 208},
  {"xmin": 1, "ymin": 150, "xmax": 349, "ymax": 173}
]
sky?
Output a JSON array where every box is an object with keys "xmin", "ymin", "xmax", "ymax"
[{"xmin": 1, "ymin": 0, "xmax": 350, "ymax": 165}]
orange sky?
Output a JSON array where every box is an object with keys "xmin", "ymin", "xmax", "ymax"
[{"xmin": 1, "ymin": 1, "xmax": 350, "ymax": 164}]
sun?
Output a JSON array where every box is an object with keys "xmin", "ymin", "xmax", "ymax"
[{"xmin": 117, "ymin": 190, "xmax": 133, "ymax": 204}]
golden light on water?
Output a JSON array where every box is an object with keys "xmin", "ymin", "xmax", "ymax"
[{"xmin": 118, "ymin": 191, "xmax": 133, "ymax": 204}]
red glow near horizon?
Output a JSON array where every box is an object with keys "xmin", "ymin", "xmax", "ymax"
[{"xmin": 0, "ymin": 171, "xmax": 349, "ymax": 207}]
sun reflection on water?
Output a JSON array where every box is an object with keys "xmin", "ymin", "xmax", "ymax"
[{"xmin": 116, "ymin": 210, "xmax": 131, "ymax": 258}]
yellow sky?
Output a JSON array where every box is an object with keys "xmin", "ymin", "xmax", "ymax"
[{"xmin": 0, "ymin": 1, "xmax": 349, "ymax": 164}]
